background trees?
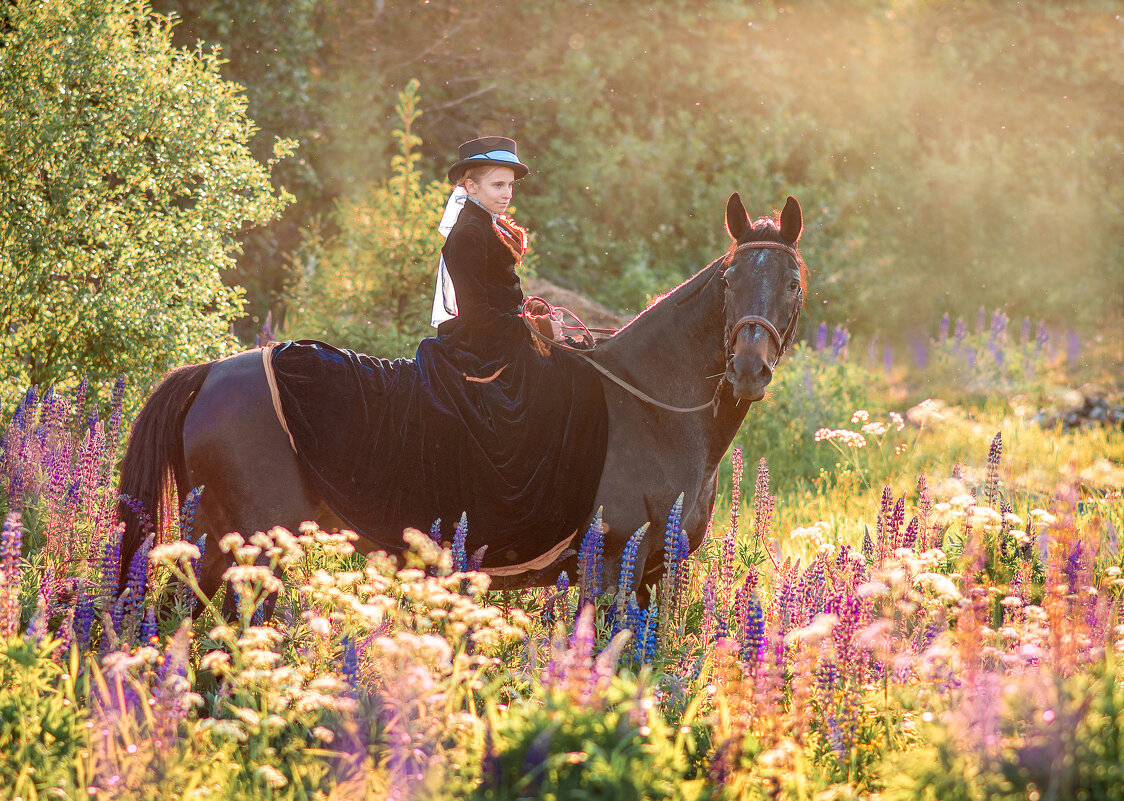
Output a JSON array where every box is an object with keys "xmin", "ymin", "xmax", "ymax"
[
  {"xmin": 0, "ymin": 0, "xmax": 289, "ymax": 409},
  {"xmin": 149, "ymin": 0, "xmax": 1120, "ymax": 351},
  {"xmin": 4, "ymin": 0, "xmax": 1119, "ymax": 390}
]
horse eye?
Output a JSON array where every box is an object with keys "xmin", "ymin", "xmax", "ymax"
[{"xmin": 788, "ymin": 280, "xmax": 800, "ymax": 291}]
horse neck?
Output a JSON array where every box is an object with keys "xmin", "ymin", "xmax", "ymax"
[{"xmin": 597, "ymin": 262, "xmax": 750, "ymax": 442}]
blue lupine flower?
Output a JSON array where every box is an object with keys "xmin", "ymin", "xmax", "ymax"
[
  {"xmin": 830, "ymin": 326, "xmax": 850, "ymax": 360},
  {"xmin": 341, "ymin": 634, "xmax": 359, "ymax": 683},
  {"xmin": 617, "ymin": 524, "xmax": 647, "ymax": 599},
  {"xmin": 938, "ymin": 313, "xmax": 950, "ymax": 342},
  {"xmin": 467, "ymin": 545, "xmax": 488, "ymax": 572},
  {"xmin": 662, "ymin": 494, "xmax": 684, "ymax": 591},
  {"xmin": 578, "ymin": 508, "xmax": 604, "ymax": 605},
  {"xmin": 124, "ymin": 533, "xmax": 154, "ymax": 632},
  {"xmin": 191, "ymin": 533, "xmax": 206, "ymax": 583},
  {"xmin": 429, "ymin": 517, "xmax": 442, "ymax": 545},
  {"xmin": 118, "ymin": 494, "xmax": 155, "ymax": 537},
  {"xmin": 739, "ymin": 591, "xmax": 765, "ymax": 665},
  {"xmin": 141, "ymin": 606, "xmax": 158, "ymax": 643},
  {"xmin": 452, "ymin": 512, "xmax": 468, "ymax": 572},
  {"xmin": 74, "ymin": 582, "xmax": 95, "ymax": 650},
  {"xmin": 179, "ymin": 487, "xmax": 204, "ymax": 541},
  {"xmin": 637, "ymin": 601, "xmax": 658, "ymax": 664},
  {"xmin": 814, "ymin": 321, "xmax": 828, "ymax": 351},
  {"xmin": 100, "ymin": 526, "xmax": 122, "ymax": 603}
]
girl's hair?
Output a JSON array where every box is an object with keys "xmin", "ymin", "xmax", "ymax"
[{"xmin": 457, "ymin": 165, "xmax": 503, "ymax": 188}]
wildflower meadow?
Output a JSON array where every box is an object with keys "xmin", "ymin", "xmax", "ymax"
[{"xmin": 0, "ymin": 321, "xmax": 1120, "ymax": 801}]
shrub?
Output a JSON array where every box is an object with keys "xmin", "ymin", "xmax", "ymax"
[{"xmin": 0, "ymin": 0, "xmax": 290, "ymax": 413}]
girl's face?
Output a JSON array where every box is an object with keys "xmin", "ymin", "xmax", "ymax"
[{"xmin": 465, "ymin": 166, "xmax": 516, "ymax": 216}]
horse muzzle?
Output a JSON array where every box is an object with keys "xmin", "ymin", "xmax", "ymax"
[
  {"xmin": 725, "ymin": 317, "xmax": 781, "ymax": 401},
  {"xmin": 726, "ymin": 346, "xmax": 774, "ymax": 401}
]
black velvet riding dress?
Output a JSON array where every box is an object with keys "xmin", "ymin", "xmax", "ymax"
[{"xmin": 270, "ymin": 199, "xmax": 609, "ymax": 568}]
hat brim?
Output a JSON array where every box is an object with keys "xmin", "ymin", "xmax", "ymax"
[{"xmin": 448, "ymin": 151, "xmax": 530, "ymax": 183}]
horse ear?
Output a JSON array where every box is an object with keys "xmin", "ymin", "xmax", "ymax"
[
  {"xmin": 725, "ymin": 192, "xmax": 749, "ymax": 242},
  {"xmin": 779, "ymin": 196, "xmax": 803, "ymax": 243}
]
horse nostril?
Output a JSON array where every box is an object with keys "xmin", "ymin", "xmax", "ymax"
[{"xmin": 759, "ymin": 363, "xmax": 773, "ymax": 383}]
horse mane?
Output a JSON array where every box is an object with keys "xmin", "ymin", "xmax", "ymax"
[
  {"xmin": 610, "ymin": 255, "xmax": 726, "ymax": 336},
  {"xmin": 607, "ymin": 210, "xmax": 809, "ymax": 341}
]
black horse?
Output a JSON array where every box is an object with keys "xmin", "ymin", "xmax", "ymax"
[{"xmin": 116, "ymin": 194, "xmax": 807, "ymax": 600}]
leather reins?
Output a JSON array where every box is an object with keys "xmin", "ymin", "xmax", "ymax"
[{"xmin": 523, "ymin": 240, "xmax": 804, "ymax": 414}]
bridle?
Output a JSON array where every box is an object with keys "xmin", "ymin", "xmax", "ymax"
[
  {"xmin": 523, "ymin": 240, "xmax": 805, "ymax": 414},
  {"xmin": 723, "ymin": 241, "xmax": 806, "ymax": 371}
]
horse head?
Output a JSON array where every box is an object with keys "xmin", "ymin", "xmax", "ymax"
[{"xmin": 720, "ymin": 194, "xmax": 806, "ymax": 401}]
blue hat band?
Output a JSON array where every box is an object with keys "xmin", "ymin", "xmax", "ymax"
[{"xmin": 466, "ymin": 150, "xmax": 522, "ymax": 165}]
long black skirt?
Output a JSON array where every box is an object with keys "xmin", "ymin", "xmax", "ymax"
[{"xmin": 269, "ymin": 336, "xmax": 608, "ymax": 571}]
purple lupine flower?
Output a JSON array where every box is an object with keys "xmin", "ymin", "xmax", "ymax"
[
  {"xmin": 798, "ymin": 554, "xmax": 826, "ymax": 625},
  {"xmin": 428, "ymin": 518, "xmax": 442, "ymax": 545},
  {"xmin": 467, "ymin": 545, "xmax": 488, "ymax": 572},
  {"xmin": 990, "ymin": 310, "xmax": 1007, "ymax": 343},
  {"xmin": 938, "ymin": 313, "xmax": 950, "ymax": 343},
  {"xmin": 774, "ymin": 564, "xmax": 797, "ymax": 636},
  {"xmin": 99, "ymin": 523, "xmax": 123, "ymax": 604},
  {"xmin": 178, "ymin": 486, "xmax": 204, "ymax": 540},
  {"xmin": 74, "ymin": 582, "xmax": 95, "ymax": 650},
  {"xmin": 984, "ymin": 431, "xmax": 1002, "ymax": 507},
  {"xmin": 722, "ymin": 447, "xmax": 743, "ymax": 608},
  {"xmin": 1035, "ymin": 322, "xmax": 1049, "ymax": 351},
  {"xmin": 452, "ymin": 512, "xmax": 468, "ymax": 572},
  {"xmin": 954, "ymin": 317, "xmax": 966, "ymax": 345},
  {"xmin": 341, "ymin": 634, "xmax": 359, "ymax": 684},
  {"xmin": 875, "ymin": 485, "xmax": 893, "ymax": 564},
  {"xmin": 738, "ymin": 586, "xmax": 765, "ymax": 666},
  {"xmin": 903, "ymin": 516, "xmax": 919, "ymax": 550},
  {"xmin": 830, "ymin": 326, "xmax": 850, "ymax": 360},
  {"xmin": 545, "ymin": 571, "xmax": 570, "ymax": 627},
  {"xmin": 753, "ymin": 457, "xmax": 773, "ymax": 544},
  {"xmin": 917, "ymin": 474, "xmax": 933, "ymax": 546},
  {"xmin": 577, "ymin": 508, "xmax": 604, "ymax": 606},
  {"xmin": 123, "ymin": 533, "xmax": 154, "ymax": 639},
  {"xmin": 1, "ymin": 512, "xmax": 24, "ymax": 637},
  {"xmin": 883, "ymin": 345, "xmax": 893, "ymax": 374},
  {"xmin": 975, "ymin": 306, "xmax": 986, "ymax": 334},
  {"xmin": 889, "ymin": 494, "xmax": 906, "ymax": 552},
  {"xmin": 1066, "ymin": 331, "xmax": 1081, "ymax": 365},
  {"xmin": 141, "ymin": 606, "xmax": 158, "ymax": 644},
  {"xmin": 814, "ymin": 321, "xmax": 828, "ymax": 352},
  {"xmin": 861, "ymin": 528, "xmax": 874, "ymax": 565},
  {"xmin": 703, "ymin": 565, "xmax": 722, "ymax": 639},
  {"xmin": 119, "ymin": 494, "xmax": 155, "ymax": 538}
]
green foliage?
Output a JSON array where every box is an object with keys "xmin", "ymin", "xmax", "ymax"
[
  {"xmin": 733, "ymin": 344, "xmax": 893, "ymax": 490},
  {"xmin": 0, "ymin": 0, "xmax": 289, "ymax": 411},
  {"xmin": 286, "ymin": 80, "xmax": 450, "ymax": 356},
  {"xmin": 0, "ymin": 637, "xmax": 88, "ymax": 797},
  {"xmin": 474, "ymin": 672, "xmax": 707, "ymax": 801},
  {"xmin": 883, "ymin": 656, "xmax": 1124, "ymax": 801}
]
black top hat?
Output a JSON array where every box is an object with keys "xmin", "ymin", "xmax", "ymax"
[{"xmin": 447, "ymin": 136, "xmax": 530, "ymax": 183}]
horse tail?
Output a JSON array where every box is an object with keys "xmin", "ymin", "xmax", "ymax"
[{"xmin": 116, "ymin": 362, "xmax": 212, "ymax": 593}]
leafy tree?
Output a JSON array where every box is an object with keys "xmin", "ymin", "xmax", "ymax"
[
  {"xmin": 286, "ymin": 80, "xmax": 450, "ymax": 357},
  {"xmin": 0, "ymin": 0, "xmax": 290, "ymax": 411}
]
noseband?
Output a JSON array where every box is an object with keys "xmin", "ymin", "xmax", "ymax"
[{"xmin": 723, "ymin": 241, "xmax": 805, "ymax": 369}]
